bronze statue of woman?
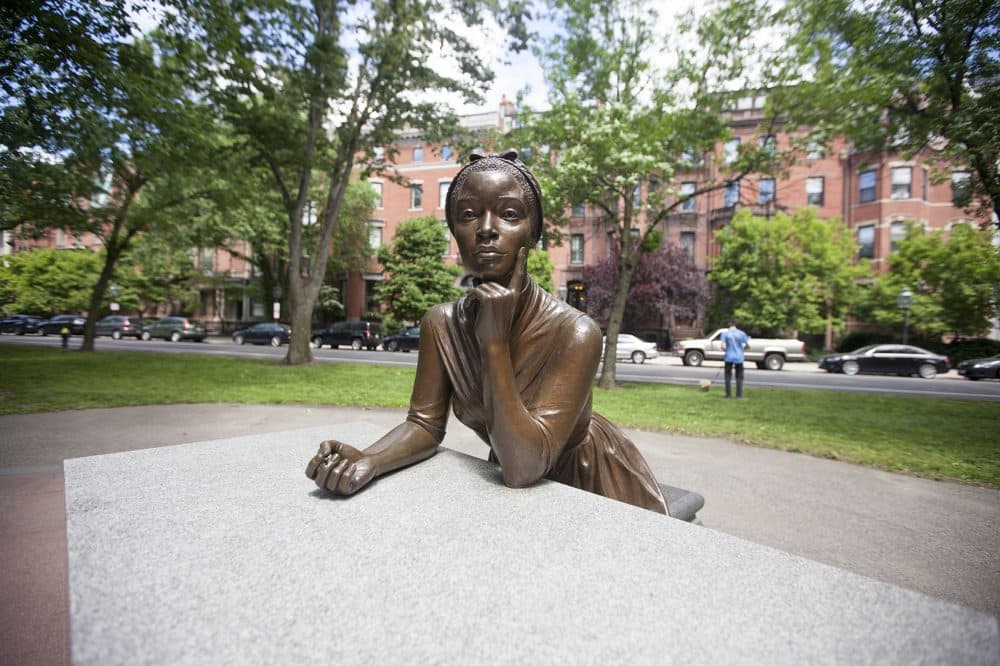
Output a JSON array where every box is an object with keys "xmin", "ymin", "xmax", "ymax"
[{"xmin": 306, "ymin": 151, "xmax": 668, "ymax": 514}]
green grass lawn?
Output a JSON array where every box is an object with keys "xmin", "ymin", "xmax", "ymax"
[{"xmin": 1, "ymin": 346, "xmax": 997, "ymax": 487}]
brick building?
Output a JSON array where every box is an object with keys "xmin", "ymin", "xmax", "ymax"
[{"xmin": 353, "ymin": 96, "xmax": 984, "ymax": 331}]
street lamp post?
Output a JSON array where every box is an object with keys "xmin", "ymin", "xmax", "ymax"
[{"xmin": 897, "ymin": 287, "xmax": 913, "ymax": 345}]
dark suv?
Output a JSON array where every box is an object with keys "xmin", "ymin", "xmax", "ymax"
[
  {"xmin": 141, "ymin": 316, "xmax": 207, "ymax": 342},
  {"xmin": 311, "ymin": 320, "xmax": 381, "ymax": 350}
]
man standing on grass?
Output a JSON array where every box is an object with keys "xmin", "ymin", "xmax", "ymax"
[{"xmin": 720, "ymin": 319, "xmax": 749, "ymax": 399}]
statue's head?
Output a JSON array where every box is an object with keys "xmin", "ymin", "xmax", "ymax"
[{"xmin": 445, "ymin": 150, "xmax": 544, "ymax": 245}]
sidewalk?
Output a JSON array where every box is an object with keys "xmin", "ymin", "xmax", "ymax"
[{"xmin": 2, "ymin": 404, "xmax": 998, "ymax": 665}]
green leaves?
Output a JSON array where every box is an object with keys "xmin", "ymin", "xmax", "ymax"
[{"xmin": 710, "ymin": 209, "xmax": 866, "ymax": 336}]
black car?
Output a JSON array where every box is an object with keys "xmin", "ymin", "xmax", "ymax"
[
  {"xmin": 956, "ymin": 354, "xmax": 1000, "ymax": 380},
  {"xmin": 94, "ymin": 315, "xmax": 144, "ymax": 339},
  {"xmin": 311, "ymin": 320, "xmax": 381, "ymax": 350},
  {"xmin": 382, "ymin": 326, "xmax": 420, "ymax": 352},
  {"xmin": 232, "ymin": 322, "xmax": 292, "ymax": 347},
  {"xmin": 818, "ymin": 344, "xmax": 950, "ymax": 379},
  {"xmin": 0, "ymin": 314, "xmax": 44, "ymax": 335},
  {"xmin": 38, "ymin": 314, "xmax": 87, "ymax": 336}
]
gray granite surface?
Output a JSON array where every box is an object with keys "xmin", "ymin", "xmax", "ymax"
[{"xmin": 65, "ymin": 424, "xmax": 999, "ymax": 665}]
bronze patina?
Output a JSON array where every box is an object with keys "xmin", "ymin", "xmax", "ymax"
[{"xmin": 307, "ymin": 152, "xmax": 668, "ymax": 514}]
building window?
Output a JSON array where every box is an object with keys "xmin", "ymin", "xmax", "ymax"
[
  {"xmin": 890, "ymin": 221, "xmax": 906, "ymax": 253},
  {"xmin": 410, "ymin": 183, "xmax": 423, "ymax": 209},
  {"xmin": 571, "ymin": 202, "xmax": 586, "ymax": 217},
  {"xmin": 806, "ymin": 176, "xmax": 824, "ymax": 206},
  {"xmin": 412, "ymin": 146, "xmax": 424, "ymax": 163},
  {"xmin": 759, "ymin": 134, "xmax": 776, "ymax": 153},
  {"xmin": 680, "ymin": 182, "xmax": 696, "ymax": 212},
  {"xmin": 723, "ymin": 180, "xmax": 740, "ymax": 208},
  {"xmin": 632, "ymin": 183, "xmax": 641, "ymax": 208},
  {"xmin": 891, "ymin": 167, "xmax": 912, "ymax": 199},
  {"xmin": 859, "ymin": 169, "xmax": 877, "ymax": 203},
  {"xmin": 441, "ymin": 145, "xmax": 453, "ymax": 161},
  {"xmin": 759, "ymin": 178, "xmax": 775, "ymax": 205},
  {"xmin": 806, "ymin": 140, "xmax": 825, "ymax": 160},
  {"xmin": 370, "ymin": 181, "xmax": 383, "ymax": 208},
  {"xmin": 680, "ymin": 231, "xmax": 696, "ymax": 256},
  {"xmin": 570, "ymin": 234, "xmax": 584, "ymax": 265},
  {"xmin": 724, "ymin": 138, "xmax": 740, "ymax": 165},
  {"xmin": 857, "ymin": 225, "xmax": 875, "ymax": 259},
  {"xmin": 951, "ymin": 171, "xmax": 971, "ymax": 206},
  {"xmin": 368, "ymin": 222, "xmax": 383, "ymax": 249},
  {"xmin": 438, "ymin": 180, "xmax": 450, "ymax": 210}
]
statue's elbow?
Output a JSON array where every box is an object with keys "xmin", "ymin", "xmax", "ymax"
[{"xmin": 501, "ymin": 465, "xmax": 545, "ymax": 489}]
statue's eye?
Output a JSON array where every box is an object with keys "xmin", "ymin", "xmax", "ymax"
[
  {"xmin": 501, "ymin": 208, "xmax": 521, "ymax": 220},
  {"xmin": 461, "ymin": 209, "xmax": 478, "ymax": 221}
]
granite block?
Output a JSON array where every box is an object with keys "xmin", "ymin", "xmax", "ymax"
[{"xmin": 64, "ymin": 423, "xmax": 998, "ymax": 665}]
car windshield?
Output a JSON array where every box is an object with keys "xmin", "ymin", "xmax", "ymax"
[{"xmin": 850, "ymin": 345, "xmax": 880, "ymax": 354}]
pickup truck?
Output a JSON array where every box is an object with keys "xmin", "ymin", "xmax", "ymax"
[{"xmin": 673, "ymin": 329, "xmax": 807, "ymax": 370}]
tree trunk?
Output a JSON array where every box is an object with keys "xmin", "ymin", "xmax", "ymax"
[
  {"xmin": 284, "ymin": 273, "xmax": 320, "ymax": 365},
  {"xmin": 824, "ymin": 299, "xmax": 834, "ymax": 352},
  {"xmin": 79, "ymin": 248, "xmax": 119, "ymax": 352},
  {"xmin": 598, "ymin": 251, "xmax": 638, "ymax": 389}
]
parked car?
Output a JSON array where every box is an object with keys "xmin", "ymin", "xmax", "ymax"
[
  {"xmin": 94, "ymin": 315, "xmax": 144, "ymax": 340},
  {"xmin": 38, "ymin": 314, "xmax": 86, "ymax": 335},
  {"xmin": 141, "ymin": 316, "xmax": 207, "ymax": 342},
  {"xmin": 0, "ymin": 314, "xmax": 44, "ymax": 335},
  {"xmin": 818, "ymin": 344, "xmax": 949, "ymax": 379},
  {"xmin": 232, "ymin": 322, "xmax": 292, "ymax": 347},
  {"xmin": 674, "ymin": 329, "xmax": 807, "ymax": 370},
  {"xmin": 311, "ymin": 320, "xmax": 381, "ymax": 350},
  {"xmin": 956, "ymin": 354, "xmax": 1000, "ymax": 381},
  {"xmin": 604, "ymin": 334, "xmax": 659, "ymax": 364},
  {"xmin": 382, "ymin": 326, "xmax": 420, "ymax": 352}
]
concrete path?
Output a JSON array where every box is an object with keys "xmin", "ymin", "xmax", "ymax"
[{"xmin": 2, "ymin": 404, "xmax": 998, "ymax": 665}]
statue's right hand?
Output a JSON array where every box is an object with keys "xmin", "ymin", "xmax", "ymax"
[{"xmin": 305, "ymin": 440, "xmax": 377, "ymax": 495}]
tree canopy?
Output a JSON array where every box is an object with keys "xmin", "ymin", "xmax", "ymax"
[
  {"xmin": 375, "ymin": 215, "xmax": 462, "ymax": 328},
  {"xmin": 709, "ymin": 208, "xmax": 866, "ymax": 339},
  {"xmin": 859, "ymin": 222, "xmax": 1000, "ymax": 339},
  {"xmin": 169, "ymin": 0, "xmax": 530, "ymax": 364},
  {"xmin": 518, "ymin": 0, "xmax": 792, "ymax": 387}
]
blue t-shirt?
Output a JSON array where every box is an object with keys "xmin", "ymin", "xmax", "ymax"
[{"xmin": 721, "ymin": 327, "xmax": 749, "ymax": 364}]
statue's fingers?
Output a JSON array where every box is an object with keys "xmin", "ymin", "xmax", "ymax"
[
  {"xmin": 314, "ymin": 458, "xmax": 336, "ymax": 489},
  {"xmin": 305, "ymin": 453, "xmax": 325, "ymax": 479},
  {"xmin": 325, "ymin": 458, "xmax": 351, "ymax": 492},
  {"xmin": 507, "ymin": 246, "xmax": 528, "ymax": 294},
  {"xmin": 336, "ymin": 464, "xmax": 359, "ymax": 495}
]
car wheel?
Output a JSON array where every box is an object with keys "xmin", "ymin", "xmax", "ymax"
[
  {"xmin": 918, "ymin": 363, "xmax": 937, "ymax": 379},
  {"xmin": 387, "ymin": 340, "xmax": 399, "ymax": 352},
  {"xmin": 351, "ymin": 338, "xmax": 362, "ymax": 351},
  {"xmin": 684, "ymin": 350, "xmax": 704, "ymax": 367},
  {"xmin": 170, "ymin": 331, "xmax": 182, "ymax": 343},
  {"xmin": 234, "ymin": 335, "xmax": 245, "ymax": 345},
  {"xmin": 842, "ymin": 360, "xmax": 860, "ymax": 376},
  {"xmin": 311, "ymin": 337, "xmax": 323, "ymax": 349},
  {"xmin": 16, "ymin": 327, "xmax": 25, "ymax": 335},
  {"xmin": 764, "ymin": 353, "xmax": 784, "ymax": 371},
  {"xmin": 631, "ymin": 350, "xmax": 646, "ymax": 364},
  {"xmin": 141, "ymin": 331, "xmax": 151, "ymax": 341},
  {"xmin": 270, "ymin": 336, "xmax": 281, "ymax": 347},
  {"xmin": 111, "ymin": 330, "xmax": 122, "ymax": 340}
]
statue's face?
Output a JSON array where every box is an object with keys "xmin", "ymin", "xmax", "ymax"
[{"xmin": 452, "ymin": 170, "xmax": 535, "ymax": 284}]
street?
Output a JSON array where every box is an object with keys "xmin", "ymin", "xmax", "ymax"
[{"xmin": 3, "ymin": 334, "xmax": 1000, "ymax": 401}]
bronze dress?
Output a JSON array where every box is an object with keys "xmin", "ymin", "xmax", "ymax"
[{"xmin": 405, "ymin": 278, "xmax": 668, "ymax": 514}]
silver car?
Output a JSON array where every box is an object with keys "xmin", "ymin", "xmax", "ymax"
[{"xmin": 603, "ymin": 334, "xmax": 659, "ymax": 364}]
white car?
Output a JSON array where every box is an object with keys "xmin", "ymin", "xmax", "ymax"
[{"xmin": 603, "ymin": 334, "xmax": 659, "ymax": 364}]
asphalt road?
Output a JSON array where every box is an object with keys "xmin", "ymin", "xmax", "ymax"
[{"xmin": 4, "ymin": 334, "xmax": 1000, "ymax": 401}]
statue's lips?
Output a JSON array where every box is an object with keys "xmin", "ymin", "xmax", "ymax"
[{"xmin": 474, "ymin": 248, "xmax": 505, "ymax": 258}]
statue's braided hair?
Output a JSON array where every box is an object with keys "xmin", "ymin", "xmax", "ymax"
[{"xmin": 445, "ymin": 150, "xmax": 544, "ymax": 243}]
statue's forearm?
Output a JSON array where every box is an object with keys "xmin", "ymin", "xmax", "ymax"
[
  {"xmin": 365, "ymin": 421, "xmax": 440, "ymax": 476},
  {"xmin": 480, "ymin": 341, "xmax": 548, "ymax": 487}
]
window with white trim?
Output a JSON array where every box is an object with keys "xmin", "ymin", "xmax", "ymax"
[
  {"xmin": 857, "ymin": 225, "xmax": 875, "ymax": 259},
  {"xmin": 570, "ymin": 234, "xmax": 584, "ymax": 265},
  {"xmin": 723, "ymin": 180, "xmax": 740, "ymax": 208},
  {"xmin": 680, "ymin": 182, "xmax": 696, "ymax": 212},
  {"xmin": 412, "ymin": 146, "xmax": 424, "ymax": 162},
  {"xmin": 724, "ymin": 138, "xmax": 740, "ymax": 165},
  {"xmin": 438, "ymin": 180, "xmax": 450, "ymax": 210},
  {"xmin": 410, "ymin": 183, "xmax": 423, "ymax": 209},
  {"xmin": 890, "ymin": 221, "xmax": 906, "ymax": 253},
  {"xmin": 370, "ymin": 181, "xmax": 383, "ymax": 209},
  {"xmin": 806, "ymin": 176, "xmax": 824, "ymax": 206},
  {"xmin": 759, "ymin": 178, "xmax": 775, "ymax": 204},
  {"xmin": 859, "ymin": 169, "xmax": 877, "ymax": 203},
  {"xmin": 891, "ymin": 167, "xmax": 912, "ymax": 199}
]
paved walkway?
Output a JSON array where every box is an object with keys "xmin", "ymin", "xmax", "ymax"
[{"xmin": 2, "ymin": 404, "xmax": 998, "ymax": 665}]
